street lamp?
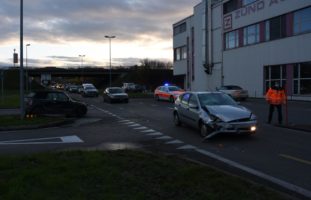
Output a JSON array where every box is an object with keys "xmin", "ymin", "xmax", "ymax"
[
  {"xmin": 19, "ymin": 0, "xmax": 25, "ymax": 119},
  {"xmin": 26, "ymin": 43, "xmax": 30, "ymax": 91},
  {"xmin": 105, "ymin": 35, "xmax": 115, "ymax": 87},
  {"xmin": 79, "ymin": 55, "xmax": 85, "ymax": 82}
]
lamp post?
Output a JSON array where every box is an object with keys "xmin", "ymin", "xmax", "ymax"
[
  {"xmin": 19, "ymin": 0, "xmax": 25, "ymax": 119},
  {"xmin": 105, "ymin": 35, "xmax": 115, "ymax": 87},
  {"xmin": 26, "ymin": 43, "xmax": 30, "ymax": 91},
  {"xmin": 79, "ymin": 55, "xmax": 85, "ymax": 82}
]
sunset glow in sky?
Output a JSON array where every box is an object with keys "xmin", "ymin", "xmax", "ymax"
[{"xmin": 0, "ymin": 0, "xmax": 201, "ymax": 68}]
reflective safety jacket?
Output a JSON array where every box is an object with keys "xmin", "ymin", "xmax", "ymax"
[{"xmin": 265, "ymin": 87, "xmax": 286, "ymax": 105}]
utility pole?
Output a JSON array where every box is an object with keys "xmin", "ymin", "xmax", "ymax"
[{"xmin": 19, "ymin": 0, "xmax": 25, "ymax": 119}]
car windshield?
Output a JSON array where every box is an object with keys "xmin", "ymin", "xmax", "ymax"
[
  {"xmin": 168, "ymin": 86, "xmax": 181, "ymax": 92},
  {"xmin": 109, "ymin": 88, "xmax": 124, "ymax": 93},
  {"xmin": 85, "ymin": 86, "xmax": 95, "ymax": 90},
  {"xmin": 198, "ymin": 93, "xmax": 237, "ymax": 106}
]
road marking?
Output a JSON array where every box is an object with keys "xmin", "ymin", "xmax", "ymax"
[
  {"xmin": 141, "ymin": 129, "xmax": 156, "ymax": 133},
  {"xmin": 133, "ymin": 126, "xmax": 148, "ymax": 130},
  {"xmin": 128, "ymin": 124, "xmax": 141, "ymax": 127},
  {"xmin": 0, "ymin": 135, "xmax": 83, "ymax": 145},
  {"xmin": 146, "ymin": 132, "xmax": 163, "ymax": 136},
  {"xmin": 119, "ymin": 120, "xmax": 130, "ymax": 123},
  {"xmin": 166, "ymin": 139, "xmax": 183, "ymax": 144},
  {"xmin": 279, "ymin": 154, "xmax": 311, "ymax": 166},
  {"xmin": 177, "ymin": 144, "xmax": 197, "ymax": 150},
  {"xmin": 167, "ymin": 107, "xmax": 174, "ymax": 110},
  {"xmin": 123, "ymin": 122, "xmax": 135, "ymax": 125},
  {"xmin": 156, "ymin": 136, "xmax": 173, "ymax": 140},
  {"xmin": 195, "ymin": 148, "xmax": 311, "ymax": 199}
]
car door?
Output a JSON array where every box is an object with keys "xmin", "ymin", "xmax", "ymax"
[
  {"xmin": 178, "ymin": 93, "xmax": 191, "ymax": 124},
  {"xmin": 186, "ymin": 94, "xmax": 200, "ymax": 128},
  {"xmin": 54, "ymin": 92, "xmax": 75, "ymax": 114}
]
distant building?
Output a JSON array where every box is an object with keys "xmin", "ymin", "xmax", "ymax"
[{"xmin": 173, "ymin": 0, "xmax": 311, "ymax": 100}]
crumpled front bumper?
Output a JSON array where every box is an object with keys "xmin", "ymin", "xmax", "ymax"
[{"xmin": 214, "ymin": 120, "xmax": 257, "ymax": 133}]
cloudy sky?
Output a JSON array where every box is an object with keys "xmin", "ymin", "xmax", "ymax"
[{"xmin": 0, "ymin": 0, "xmax": 201, "ymax": 68}]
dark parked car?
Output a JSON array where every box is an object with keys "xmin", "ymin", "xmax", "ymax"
[
  {"xmin": 103, "ymin": 87, "xmax": 129, "ymax": 103},
  {"xmin": 173, "ymin": 91, "xmax": 257, "ymax": 139},
  {"xmin": 25, "ymin": 90, "xmax": 87, "ymax": 117}
]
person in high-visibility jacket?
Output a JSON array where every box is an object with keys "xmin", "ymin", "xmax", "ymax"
[{"xmin": 265, "ymin": 82, "xmax": 286, "ymax": 124}]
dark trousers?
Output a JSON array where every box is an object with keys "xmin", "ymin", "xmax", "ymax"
[{"xmin": 268, "ymin": 104, "xmax": 282, "ymax": 124}]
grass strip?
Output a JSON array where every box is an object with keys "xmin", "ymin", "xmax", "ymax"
[
  {"xmin": 0, "ymin": 150, "xmax": 289, "ymax": 200},
  {"xmin": 0, "ymin": 115, "xmax": 64, "ymax": 127}
]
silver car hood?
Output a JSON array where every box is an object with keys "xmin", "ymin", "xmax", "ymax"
[{"xmin": 206, "ymin": 105, "xmax": 251, "ymax": 122}]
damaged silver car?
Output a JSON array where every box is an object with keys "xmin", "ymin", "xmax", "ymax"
[{"xmin": 173, "ymin": 91, "xmax": 257, "ymax": 139}]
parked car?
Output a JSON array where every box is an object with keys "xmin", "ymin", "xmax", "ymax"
[
  {"xmin": 103, "ymin": 87, "xmax": 129, "ymax": 103},
  {"xmin": 68, "ymin": 84, "xmax": 79, "ymax": 93},
  {"xmin": 81, "ymin": 83, "xmax": 99, "ymax": 97},
  {"xmin": 154, "ymin": 84, "xmax": 184, "ymax": 102},
  {"xmin": 173, "ymin": 91, "xmax": 257, "ymax": 138},
  {"xmin": 122, "ymin": 83, "xmax": 143, "ymax": 93},
  {"xmin": 24, "ymin": 90, "xmax": 87, "ymax": 117},
  {"xmin": 217, "ymin": 85, "xmax": 249, "ymax": 101}
]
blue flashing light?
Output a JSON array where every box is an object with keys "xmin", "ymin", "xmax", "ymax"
[{"xmin": 164, "ymin": 83, "xmax": 169, "ymax": 86}]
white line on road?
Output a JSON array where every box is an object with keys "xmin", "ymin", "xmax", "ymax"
[
  {"xmin": 165, "ymin": 139, "xmax": 184, "ymax": 144},
  {"xmin": 195, "ymin": 148, "xmax": 311, "ymax": 199},
  {"xmin": 128, "ymin": 124, "xmax": 141, "ymax": 127},
  {"xmin": 141, "ymin": 129, "xmax": 156, "ymax": 133},
  {"xmin": 156, "ymin": 136, "xmax": 173, "ymax": 140},
  {"xmin": 146, "ymin": 132, "xmax": 163, "ymax": 136},
  {"xmin": 133, "ymin": 126, "xmax": 148, "ymax": 130},
  {"xmin": 279, "ymin": 154, "xmax": 311, "ymax": 166},
  {"xmin": 0, "ymin": 135, "xmax": 84, "ymax": 145},
  {"xmin": 177, "ymin": 145, "xmax": 197, "ymax": 150}
]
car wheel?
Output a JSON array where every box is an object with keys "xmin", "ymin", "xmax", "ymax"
[
  {"xmin": 155, "ymin": 95, "xmax": 160, "ymax": 101},
  {"xmin": 174, "ymin": 113, "xmax": 181, "ymax": 126},
  {"xmin": 75, "ymin": 107, "xmax": 87, "ymax": 118},
  {"xmin": 200, "ymin": 123, "xmax": 213, "ymax": 137},
  {"xmin": 169, "ymin": 96, "xmax": 174, "ymax": 103}
]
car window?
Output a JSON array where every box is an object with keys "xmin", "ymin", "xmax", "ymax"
[
  {"xmin": 168, "ymin": 86, "xmax": 181, "ymax": 92},
  {"xmin": 35, "ymin": 92, "xmax": 48, "ymax": 99},
  {"xmin": 198, "ymin": 93, "xmax": 237, "ymax": 106},
  {"xmin": 188, "ymin": 95, "xmax": 198, "ymax": 108},
  {"xmin": 56, "ymin": 93, "xmax": 69, "ymax": 102},
  {"xmin": 47, "ymin": 93, "xmax": 57, "ymax": 101},
  {"xmin": 109, "ymin": 88, "xmax": 123, "ymax": 93},
  {"xmin": 181, "ymin": 93, "xmax": 190, "ymax": 105}
]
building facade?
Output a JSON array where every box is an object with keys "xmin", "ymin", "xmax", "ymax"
[{"xmin": 173, "ymin": 0, "xmax": 311, "ymax": 100}]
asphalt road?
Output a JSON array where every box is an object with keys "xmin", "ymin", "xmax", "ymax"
[{"xmin": 0, "ymin": 95, "xmax": 310, "ymax": 199}]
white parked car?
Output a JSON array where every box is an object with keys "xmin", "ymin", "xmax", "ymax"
[{"xmin": 217, "ymin": 85, "xmax": 249, "ymax": 101}]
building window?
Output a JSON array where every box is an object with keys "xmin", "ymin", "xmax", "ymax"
[
  {"xmin": 293, "ymin": 62, "xmax": 311, "ymax": 95},
  {"xmin": 225, "ymin": 30, "xmax": 239, "ymax": 49},
  {"xmin": 266, "ymin": 15, "xmax": 287, "ymax": 41},
  {"xmin": 242, "ymin": 0, "xmax": 257, "ymax": 6},
  {"xmin": 223, "ymin": 0, "xmax": 239, "ymax": 14},
  {"xmin": 174, "ymin": 46, "xmax": 187, "ymax": 61},
  {"xmin": 264, "ymin": 65, "xmax": 286, "ymax": 92},
  {"xmin": 294, "ymin": 7, "xmax": 311, "ymax": 35},
  {"xmin": 173, "ymin": 22, "xmax": 187, "ymax": 35},
  {"xmin": 243, "ymin": 24, "xmax": 260, "ymax": 45}
]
